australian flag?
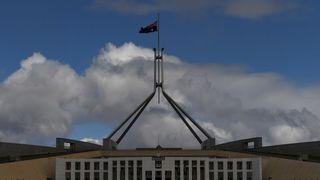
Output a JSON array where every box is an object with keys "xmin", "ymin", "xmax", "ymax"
[{"xmin": 139, "ymin": 21, "xmax": 158, "ymax": 33}]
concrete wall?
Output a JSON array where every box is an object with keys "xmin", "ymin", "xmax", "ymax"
[
  {"xmin": 0, "ymin": 142, "xmax": 59, "ymax": 159},
  {"xmin": 215, "ymin": 137, "xmax": 263, "ymax": 151},
  {"xmin": 56, "ymin": 138, "xmax": 102, "ymax": 152},
  {"xmin": 256, "ymin": 141, "xmax": 320, "ymax": 158}
]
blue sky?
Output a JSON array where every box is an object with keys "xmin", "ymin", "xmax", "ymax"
[{"xmin": 1, "ymin": 0, "xmax": 320, "ymax": 145}]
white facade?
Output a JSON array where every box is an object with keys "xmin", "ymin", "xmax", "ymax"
[{"xmin": 56, "ymin": 156, "xmax": 261, "ymax": 180}]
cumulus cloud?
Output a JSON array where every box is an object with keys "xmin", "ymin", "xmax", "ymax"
[
  {"xmin": 1, "ymin": 42, "xmax": 320, "ymax": 148},
  {"xmin": 81, "ymin": 138, "xmax": 102, "ymax": 145},
  {"xmin": 91, "ymin": 0, "xmax": 301, "ymax": 19}
]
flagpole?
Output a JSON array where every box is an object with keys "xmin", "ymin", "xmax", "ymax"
[{"xmin": 157, "ymin": 13, "xmax": 160, "ymax": 104}]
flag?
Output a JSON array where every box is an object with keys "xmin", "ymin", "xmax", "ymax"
[{"xmin": 139, "ymin": 21, "xmax": 158, "ymax": 33}]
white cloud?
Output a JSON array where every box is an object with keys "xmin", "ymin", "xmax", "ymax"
[
  {"xmin": 81, "ymin": 138, "xmax": 103, "ymax": 145},
  {"xmin": 1, "ymin": 42, "xmax": 320, "ymax": 148}
]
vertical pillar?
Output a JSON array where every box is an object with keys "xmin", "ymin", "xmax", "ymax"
[
  {"xmin": 205, "ymin": 160, "xmax": 209, "ymax": 180},
  {"xmin": 180, "ymin": 159, "xmax": 184, "ymax": 180},
  {"xmin": 188, "ymin": 160, "xmax": 192, "ymax": 180},
  {"xmin": 197, "ymin": 160, "xmax": 200, "ymax": 180},
  {"xmin": 133, "ymin": 160, "xmax": 137, "ymax": 180},
  {"xmin": 117, "ymin": 160, "xmax": 120, "ymax": 180},
  {"xmin": 125, "ymin": 160, "xmax": 128, "ymax": 180}
]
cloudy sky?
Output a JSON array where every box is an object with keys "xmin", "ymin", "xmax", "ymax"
[{"xmin": 0, "ymin": 0, "xmax": 320, "ymax": 148}]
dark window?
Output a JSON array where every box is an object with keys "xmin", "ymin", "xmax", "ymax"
[
  {"xmin": 246, "ymin": 161, "xmax": 252, "ymax": 170},
  {"xmin": 192, "ymin": 166, "xmax": 197, "ymax": 180},
  {"xmin": 75, "ymin": 172, "xmax": 81, "ymax": 180},
  {"xmin": 113, "ymin": 167, "xmax": 117, "ymax": 180},
  {"xmin": 75, "ymin": 162, "xmax": 81, "ymax": 170},
  {"xmin": 200, "ymin": 167, "xmax": 205, "ymax": 180},
  {"xmin": 113, "ymin": 161, "xmax": 117, "ymax": 166},
  {"xmin": 237, "ymin": 162, "xmax": 242, "ymax": 170},
  {"xmin": 120, "ymin": 166, "xmax": 125, "ymax": 180},
  {"xmin": 137, "ymin": 161, "xmax": 142, "ymax": 180},
  {"xmin": 200, "ymin": 161, "xmax": 205, "ymax": 167},
  {"xmin": 156, "ymin": 171, "xmax": 162, "ymax": 180},
  {"xmin": 104, "ymin": 162, "xmax": 108, "ymax": 170},
  {"xmin": 155, "ymin": 160, "xmax": 162, "ymax": 169},
  {"xmin": 175, "ymin": 166, "xmax": 180, "ymax": 180},
  {"xmin": 94, "ymin": 162, "xmax": 100, "ymax": 170},
  {"xmin": 218, "ymin": 172, "xmax": 224, "ymax": 180},
  {"xmin": 237, "ymin": 172, "xmax": 243, "ymax": 180},
  {"xmin": 246, "ymin": 172, "xmax": 252, "ymax": 180},
  {"xmin": 227, "ymin": 161, "xmax": 233, "ymax": 170},
  {"xmin": 65, "ymin": 172, "xmax": 71, "ymax": 180},
  {"xmin": 85, "ymin": 162, "xmax": 90, "ymax": 170},
  {"xmin": 209, "ymin": 172, "xmax": 214, "ymax": 180},
  {"xmin": 65, "ymin": 162, "xmax": 71, "ymax": 170},
  {"xmin": 128, "ymin": 161, "xmax": 134, "ymax": 180},
  {"xmin": 85, "ymin": 172, "xmax": 90, "ymax": 180},
  {"xmin": 165, "ymin": 171, "xmax": 172, "ymax": 180},
  {"xmin": 120, "ymin": 161, "xmax": 125, "ymax": 167},
  {"xmin": 146, "ymin": 171, "xmax": 152, "ymax": 180},
  {"xmin": 103, "ymin": 172, "xmax": 108, "ymax": 180},
  {"xmin": 94, "ymin": 172, "xmax": 100, "ymax": 180},
  {"xmin": 209, "ymin": 161, "xmax": 214, "ymax": 170},
  {"xmin": 218, "ymin": 161, "xmax": 223, "ymax": 170},
  {"xmin": 228, "ymin": 172, "xmax": 233, "ymax": 180},
  {"xmin": 183, "ymin": 161, "xmax": 189, "ymax": 180},
  {"xmin": 175, "ymin": 160, "xmax": 180, "ymax": 167},
  {"xmin": 192, "ymin": 160, "xmax": 197, "ymax": 167},
  {"xmin": 137, "ymin": 160, "xmax": 142, "ymax": 167}
]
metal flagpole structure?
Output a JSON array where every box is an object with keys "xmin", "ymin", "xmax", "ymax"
[{"xmin": 103, "ymin": 14, "xmax": 215, "ymax": 150}]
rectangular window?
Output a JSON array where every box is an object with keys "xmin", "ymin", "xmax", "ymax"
[
  {"xmin": 227, "ymin": 161, "xmax": 233, "ymax": 170},
  {"xmin": 75, "ymin": 172, "xmax": 81, "ymax": 180},
  {"xmin": 228, "ymin": 172, "xmax": 233, "ymax": 180},
  {"xmin": 137, "ymin": 161, "xmax": 142, "ymax": 180},
  {"xmin": 246, "ymin": 172, "xmax": 252, "ymax": 180},
  {"xmin": 246, "ymin": 161, "xmax": 252, "ymax": 170},
  {"xmin": 237, "ymin": 172, "xmax": 243, "ymax": 180},
  {"xmin": 175, "ymin": 166, "xmax": 180, "ymax": 180},
  {"xmin": 65, "ymin": 162, "xmax": 71, "ymax": 170},
  {"xmin": 65, "ymin": 172, "xmax": 71, "ymax": 180},
  {"xmin": 85, "ymin": 172, "xmax": 90, "ymax": 180},
  {"xmin": 120, "ymin": 166, "xmax": 125, "ymax": 180},
  {"xmin": 113, "ymin": 167, "xmax": 117, "ymax": 180},
  {"xmin": 200, "ymin": 167, "xmax": 205, "ymax": 180},
  {"xmin": 75, "ymin": 162, "xmax": 81, "ymax": 170},
  {"xmin": 128, "ymin": 161, "xmax": 134, "ymax": 180},
  {"xmin": 103, "ymin": 172, "xmax": 108, "ymax": 180},
  {"xmin": 237, "ymin": 162, "xmax": 242, "ymax": 170},
  {"xmin": 94, "ymin": 162, "xmax": 100, "ymax": 170},
  {"xmin": 156, "ymin": 171, "xmax": 162, "ymax": 180},
  {"xmin": 113, "ymin": 161, "xmax": 117, "ymax": 166},
  {"xmin": 209, "ymin": 172, "xmax": 214, "ymax": 180},
  {"xmin": 192, "ymin": 166, "xmax": 197, "ymax": 180},
  {"xmin": 218, "ymin": 161, "xmax": 223, "ymax": 170},
  {"xmin": 146, "ymin": 171, "xmax": 152, "ymax": 180},
  {"xmin": 94, "ymin": 172, "xmax": 100, "ymax": 180},
  {"xmin": 184, "ymin": 161, "xmax": 189, "ymax": 180},
  {"xmin": 155, "ymin": 160, "xmax": 162, "ymax": 169},
  {"xmin": 85, "ymin": 162, "xmax": 90, "ymax": 170},
  {"xmin": 200, "ymin": 161, "xmax": 205, "ymax": 167},
  {"xmin": 218, "ymin": 172, "xmax": 224, "ymax": 180},
  {"xmin": 175, "ymin": 160, "xmax": 180, "ymax": 167},
  {"xmin": 104, "ymin": 162, "xmax": 108, "ymax": 170},
  {"xmin": 165, "ymin": 171, "xmax": 172, "ymax": 180},
  {"xmin": 192, "ymin": 160, "xmax": 197, "ymax": 167},
  {"xmin": 209, "ymin": 161, "xmax": 214, "ymax": 170}
]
